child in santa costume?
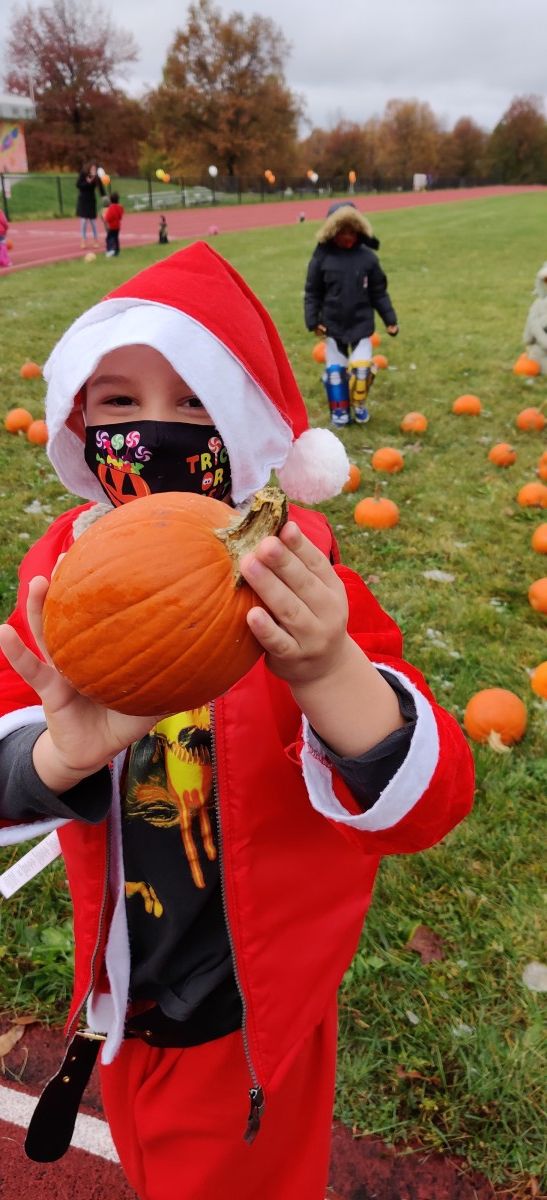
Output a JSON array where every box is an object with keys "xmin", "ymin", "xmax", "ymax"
[{"xmin": 0, "ymin": 243, "xmax": 473, "ymax": 1200}]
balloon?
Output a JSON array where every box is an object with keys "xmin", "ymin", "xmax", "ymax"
[
  {"xmin": 155, "ymin": 168, "xmax": 165, "ymax": 181},
  {"xmin": 163, "ymin": 173, "xmax": 170, "ymax": 183},
  {"xmin": 348, "ymin": 170, "xmax": 357, "ymax": 184},
  {"xmin": 208, "ymin": 165, "xmax": 218, "ymax": 177},
  {"xmin": 102, "ymin": 174, "xmax": 110, "ymax": 186}
]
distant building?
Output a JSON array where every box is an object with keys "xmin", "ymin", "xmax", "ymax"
[{"xmin": 0, "ymin": 93, "xmax": 36, "ymax": 174}]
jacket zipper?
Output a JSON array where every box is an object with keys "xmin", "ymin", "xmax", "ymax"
[
  {"xmin": 211, "ymin": 702, "xmax": 265, "ymax": 1143},
  {"xmin": 66, "ymin": 802, "xmax": 112, "ymax": 1043}
]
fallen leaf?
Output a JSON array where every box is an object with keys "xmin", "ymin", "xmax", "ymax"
[
  {"xmin": 0, "ymin": 1025, "xmax": 25, "ymax": 1058},
  {"xmin": 406, "ymin": 1009, "xmax": 421, "ymax": 1025},
  {"xmin": 422, "ymin": 570, "xmax": 456, "ymax": 583},
  {"xmin": 522, "ymin": 961, "xmax": 547, "ymax": 993},
  {"xmin": 11, "ymin": 1015, "xmax": 37, "ymax": 1027},
  {"xmin": 407, "ymin": 924, "xmax": 446, "ymax": 963},
  {"xmin": 395, "ymin": 1065, "xmax": 441, "ymax": 1084}
]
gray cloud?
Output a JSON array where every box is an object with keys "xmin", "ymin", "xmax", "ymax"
[{"xmin": 122, "ymin": 0, "xmax": 547, "ymax": 131}]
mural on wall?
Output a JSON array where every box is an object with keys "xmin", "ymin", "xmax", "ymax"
[{"xmin": 0, "ymin": 123, "xmax": 29, "ymax": 173}]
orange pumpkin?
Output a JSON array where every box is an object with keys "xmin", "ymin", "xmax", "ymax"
[
  {"xmin": 371, "ymin": 447, "xmax": 404, "ymax": 473},
  {"xmin": 528, "ymin": 577, "xmax": 547, "ymax": 614},
  {"xmin": 512, "ymin": 354, "xmax": 541, "ymax": 377},
  {"xmin": 488, "ymin": 442, "xmax": 517, "ymax": 467},
  {"xmin": 312, "ymin": 341, "xmax": 326, "ymax": 364},
  {"xmin": 42, "ymin": 488, "xmax": 287, "ymax": 716},
  {"xmin": 372, "ymin": 354, "xmax": 388, "ymax": 369},
  {"xmin": 517, "ymin": 482, "xmax": 547, "ymax": 508},
  {"xmin": 4, "ymin": 407, "xmax": 33, "ymax": 434},
  {"xmin": 400, "ymin": 411, "xmax": 428, "ymax": 434},
  {"xmin": 354, "ymin": 496, "xmax": 399, "ymax": 528},
  {"xmin": 515, "ymin": 407, "xmax": 545, "ymax": 432},
  {"xmin": 342, "ymin": 463, "xmax": 361, "ymax": 493},
  {"xmin": 530, "ymin": 661, "xmax": 547, "ymax": 698},
  {"xmin": 371, "ymin": 331, "xmax": 381, "ymax": 348},
  {"xmin": 463, "ymin": 687, "xmax": 527, "ymax": 748},
  {"xmin": 531, "ymin": 523, "xmax": 547, "ymax": 554},
  {"xmin": 20, "ymin": 361, "xmax": 42, "ymax": 380},
  {"xmin": 26, "ymin": 419, "xmax": 48, "ymax": 445},
  {"xmin": 538, "ymin": 451, "xmax": 547, "ymax": 482},
  {"xmin": 452, "ymin": 394, "xmax": 482, "ymax": 415}
]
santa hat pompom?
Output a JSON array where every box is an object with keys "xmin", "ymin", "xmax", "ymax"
[{"xmin": 277, "ymin": 428, "xmax": 350, "ymax": 503}]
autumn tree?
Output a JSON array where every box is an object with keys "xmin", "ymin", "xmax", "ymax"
[
  {"xmin": 486, "ymin": 95, "xmax": 547, "ymax": 183},
  {"xmin": 146, "ymin": 0, "xmax": 302, "ymax": 179},
  {"xmin": 5, "ymin": 0, "xmax": 142, "ymax": 171},
  {"xmin": 436, "ymin": 117, "xmax": 488, "ymax": 184},
  {"xmin": 375, "ymin": 99, "xmax": 442, "ymax": 186}
]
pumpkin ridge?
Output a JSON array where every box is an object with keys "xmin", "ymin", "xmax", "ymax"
[
  {"xmin": 49, "ymin": 558, "xmax": 232, "ymax": 681},
  {"xmin": 111, "ymin": 593, "xmax": 259, "ymax": 711}
]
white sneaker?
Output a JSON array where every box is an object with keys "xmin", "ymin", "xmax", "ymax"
[{"xmin": 105, "ymin": 250, "xmax": 116, "ymax": 257}]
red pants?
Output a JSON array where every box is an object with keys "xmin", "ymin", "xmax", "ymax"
[{"xmin": 100, "ymin": 1001, "xmax": 337, "ymax": 1200}]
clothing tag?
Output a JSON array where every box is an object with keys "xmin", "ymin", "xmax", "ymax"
[{"xmin": 0, "ymin": 831, "xmax": 62, "ymax": 898}]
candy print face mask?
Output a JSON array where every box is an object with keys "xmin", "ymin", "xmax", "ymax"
[{"xmin": 84, "ymin": 420, "xmax": 231, "ymax": 507}]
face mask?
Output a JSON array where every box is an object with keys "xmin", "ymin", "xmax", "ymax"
[{"xmin": 84, "ymin": 420, "xmax": 231, "ymax": 507}]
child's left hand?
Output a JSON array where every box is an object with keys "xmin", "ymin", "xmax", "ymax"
[
  {"xmin": 386, "ymin": 324, "xmax": 399, "ymax": 336},
  {"xmin": 239, "ymin": 521, "xmax": 348, "ymax": 687}
]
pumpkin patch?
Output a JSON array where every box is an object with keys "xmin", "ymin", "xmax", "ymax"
[
  {"xmin": 371, "ymin": 447, "xmax": 404, "ymax": 473},
  {"xmin": 400, "ymin": 411, "xmax": 428, "ymax": 434},
  {"xmin": 515, "ymin": 407, "xmax": 545, "ymax": 432},
  {"xmin": 452, "ymin": 394, "xmax": 482, "ymax": 415},
  {"xmin": 42, "ymin": 487, "xmax": 287, "ymax": 716},
  {"xmin": 488, "ymin": 442, "xmax": 516, "ymax": 467}
]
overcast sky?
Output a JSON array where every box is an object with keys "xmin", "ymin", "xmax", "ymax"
[{"xmin": 118, "ymin": 0, "xmax": 547, "ymax": 132}]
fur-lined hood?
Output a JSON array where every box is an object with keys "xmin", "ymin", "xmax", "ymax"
[{"xmin": 317, "ymin": 203, "xmax": 375, "ymax": 245}]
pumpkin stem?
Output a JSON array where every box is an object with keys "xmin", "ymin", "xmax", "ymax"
[
  {"xmin": 487, "ymin": 730, "xmax": 511, "ymax": 754},
  {"xmin": 215, "ymin": 486, "xmax": 288, "ymax": 585}
]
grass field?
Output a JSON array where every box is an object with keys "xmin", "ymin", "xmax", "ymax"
[{"xmin": 0, "ymin": 195, "xmax": 546, "ymax": 1187}]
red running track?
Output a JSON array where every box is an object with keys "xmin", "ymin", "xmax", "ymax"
[
  {"xmin": 2, "ymin": 186, "xmax": 545, "ymax": 273},
  {"xmin": 0, "ymin": 1024, "xmax": 524, "ymax": 1200}
]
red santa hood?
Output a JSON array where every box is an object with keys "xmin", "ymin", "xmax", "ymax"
[{"xmin": 43, "ymin": 241, "xmax": 349, "ymax": 506}]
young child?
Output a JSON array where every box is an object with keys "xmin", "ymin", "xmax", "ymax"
[
  {"xmin": 0, "ymin": 207, "xmax": 11, "ymax": 268},
  {"xmin": 103, "ymin": 191, "xmax": 125, "ymax": 257},
  {"xmin": 305, "ymin": 201, "xmax": 399, "ymax": 427},
  {"xmin": 158, "ymin": 214, "xmax": 169, "ymax": 244},
  {"xmin": 0, "ymin": 243, "xmax": 473, "ymax": 1200}
]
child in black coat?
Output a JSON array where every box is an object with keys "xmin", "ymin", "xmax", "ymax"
[{"xmin": 304, "ymin": 202, "xmax": 399, "ymax": 426}]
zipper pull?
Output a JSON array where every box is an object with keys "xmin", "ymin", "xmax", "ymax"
[{"xmin": 244, "ymin": 1085, "xmax": 265, "ymax": 1144}]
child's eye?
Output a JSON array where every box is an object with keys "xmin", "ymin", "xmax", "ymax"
[
  {"xmin": 105, "ymin": 395, "xmax": 136, "ymax": 406},
  {"xmin": 180, "ymin": 396, "xmax": 204, "ymax": 409}
]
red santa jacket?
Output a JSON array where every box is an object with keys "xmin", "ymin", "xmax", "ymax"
[{"xmin": 0, "ymin": 502, "xmax": 474, "ymax": 1096}]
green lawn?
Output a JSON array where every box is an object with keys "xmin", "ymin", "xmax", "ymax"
[{"xmin": 0, "ymin": 196, "xmax": 546, "ymax": 1187}]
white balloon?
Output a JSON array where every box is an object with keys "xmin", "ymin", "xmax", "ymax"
[{"xmin": 208, "ymin": 165, "xmax": 218, "ymax": 177}]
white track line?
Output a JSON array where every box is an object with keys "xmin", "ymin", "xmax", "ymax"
[{"xmin": 0, "ymin": 1083, "xmax": 119, "ymax": 1162}]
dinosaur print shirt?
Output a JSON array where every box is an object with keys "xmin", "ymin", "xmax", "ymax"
[{"xmin": 121, "ymin": 706, "xmax": 242, "ymax": 1028}]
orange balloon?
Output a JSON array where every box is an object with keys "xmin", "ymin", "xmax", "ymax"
[
  {"xmin": 26, "ymin": 419, "xmax": 48, "ymax": 445},
  {"xmin": 4, "ymin": 407, "xmax": 33, "ymax": 434},
  {"xmin": 312, "ymin": 341, "xmax": 326, "ymax": 364}
]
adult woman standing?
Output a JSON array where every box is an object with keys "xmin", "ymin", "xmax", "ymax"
[{"xmin": 76, "ymin": 162, "xmax": 105, "ymax": 248}]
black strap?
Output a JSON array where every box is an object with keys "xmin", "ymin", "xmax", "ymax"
[{"xmin": 25, "ymin": 1032, "xmax": 102, "ymax": 1162}]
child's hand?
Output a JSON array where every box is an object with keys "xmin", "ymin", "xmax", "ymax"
[
  {"xmin": 239, "ymin": 523, "xmax": 406, "ymax": 757},
  {"xmin": 314, "ymin": 324, "xmax": 327, "ymax": 336},
  {"xmin": 0, "ymin": 576, "xmax": 162, "ymax": 794},
  {"xmin": 386, "ymin": 324, "xmax": 399, "ymax": 336},
  {"xmin": 239, "ymin": 522, "xmax": 349, "ymax": 687}
]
